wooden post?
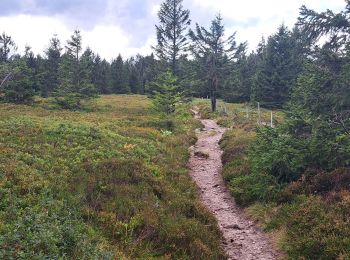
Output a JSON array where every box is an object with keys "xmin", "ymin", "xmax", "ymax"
[
  {"xmin": 246, "ymin": 106, "xmax": 249, "ymax": 119},
  {"xmin": 258, "ymin": 102, "xmax": 261, "ymax": 126},
  {"xmin": 270, "ymin": 111, "xmax": 273, "ymax": 128}
]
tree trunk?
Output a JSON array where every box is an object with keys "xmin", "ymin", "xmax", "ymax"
[
  {"xmin": 211, "ymin": 91, "xmax": 216, "ymax": 112},
  {"xmin": 210, "ymin": 75, "xmax": 218, "ymax": 112}
]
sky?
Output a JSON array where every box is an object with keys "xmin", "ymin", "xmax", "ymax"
[{"xmin": 0, "ymin": 0, "xmax": 346, "ymax": 61}]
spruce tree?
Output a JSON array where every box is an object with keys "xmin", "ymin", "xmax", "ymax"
[
  {"xmin": 189, "ymin": 15, "xmax": 246, "ymax": 112},
  {"xmin": 42, "ymin": 35, "xmax": 62, "ymax": 96},
  {"xmin": 251, "ymin": 25, "xmax": 306, "ymax": 108},
  {"xmin": 66, "ymin": 30, "xmax": 82, "ymax": 91},
  {"xmin": 56, "ymin": 30, "xmax": 96, "ymax": 109},
  {"xmin": 2, "ymin": 58, "xmax": 34, "ymax": 103},
  {"xmin": 148, "ymin": 71, "xmax": 182, "ymax": 115},
  {"xmin": 92, "ymin": 55, "xmax": 110, "ymax": 94},
  {"xmin": 0, "ymin": 32, "xmax": 17, "ymax": 63},
  {"xmin": 111, "ymin": 54, "xmax": 129, "ymax": 94},
  {"xmin": 154, "ymin": 0, "xmax": 191, "ymax": 75}
]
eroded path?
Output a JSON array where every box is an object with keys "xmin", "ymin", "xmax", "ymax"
[{"xmin": 189, "ymin": 109, "xmax": 280, "ymax": 260}]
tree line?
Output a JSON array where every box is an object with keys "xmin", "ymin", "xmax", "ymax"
[
  {"xmin": 0, "ymin": 30, "xmax": 162, "ymax": 108},
  {"xmin": 0, "ymin": 0, "xmax": 349, "ymax": 115}
]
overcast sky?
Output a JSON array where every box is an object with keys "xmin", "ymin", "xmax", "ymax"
[{"xmin": 0, "ymin": 0, "xmax": 345, "ymax": 60}]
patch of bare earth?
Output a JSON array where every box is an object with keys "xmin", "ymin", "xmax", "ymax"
[{"xmin": 189, "ymin": 109, "xmax": 281, "ymax": 260}]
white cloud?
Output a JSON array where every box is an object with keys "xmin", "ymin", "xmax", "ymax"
[
  {"xmin": 190, "ymin": 0, "xmax": 345, "ymax": 50},
  {"xmin": 0, "ymin": 15, "xmax": 155, "ymax": 60},
  {"xmin": 0, "ymin": 0, "xmax": 346, "ymax": 58},
  {"xmin": 0, "ymin": 15, "xmax": 70, "ymax": 55}
]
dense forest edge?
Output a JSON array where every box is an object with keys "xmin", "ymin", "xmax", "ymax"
[{"xmin": 1, "ymin": 0, "xmax": 350, "ymax": 259}]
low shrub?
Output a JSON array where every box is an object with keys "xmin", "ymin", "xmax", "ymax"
[
  {"xmin": 285, "ymin": 194, "xmax": 350, "ymax": 259},
  {"xmin": 229, "ymin": 173, "xmax": 280, "ymax": 206},
  {"xmin": 222, "ymin": 156, "xmax": 250, "ymax": 182},
  {"xmin": 306, "ymin": 168, "xmax": 350, "ymax": 195},
  {"xmin": 0, "ymin": 95, "xmax": 224, "ymax": 259}
]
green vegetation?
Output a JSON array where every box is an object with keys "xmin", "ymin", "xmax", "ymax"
[
  {"xmin": 197, "ymin": 95, "xmax": 350, "ymax": 259},
  {"xmin": 0, "ymin": 95, "xmax": 225, "ymax": 259},
  {"xmin": 148, "ymin": 71, "xmax": 183, "ymax": 115},
  {"xmin": 1, "ymin": 0, "xmax": 350, "ymax": 259},
  {"xmin": 194, "ymin": 1, "xmax": 350, "ymax": 258}
]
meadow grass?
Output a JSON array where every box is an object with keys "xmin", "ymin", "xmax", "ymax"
[{"xmin": 0, "ymin": 95, "xmax": 225, "ymax": 259}]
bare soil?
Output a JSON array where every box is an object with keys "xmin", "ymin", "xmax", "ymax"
[{"xmin": 189, "ymin": 109, "xmax": 281, "ymax": 260}]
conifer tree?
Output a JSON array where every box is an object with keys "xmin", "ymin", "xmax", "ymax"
[
  {"xmin": 66, "ymin": 30, "xmax": 83, "ymax": 91},
  {"xmin": 92, "ymin": 55, "xmax": 110, "ymax": 94},
  {"xmin": 154, "ymin": 0, "xmax": 191, "ymax": 75},
  {"xmin": 110, "ymin": 54, "xmax": 130, "ymax": 94},
  {"xmin": 2, "ymin": 58, "xmax": 34, "ymax": 103},
  {"xmin": 189, "ymin": 15, "xmax": 246, "ymax": 112},
  {"xmin": 148, "ymin": 71, "xmax": 182, "ymax": 115},
  {"xmin": 0, "ymin": 32, "xmax": 17, "ymax": 63},
  {"xmin": 42, "ymin": 35, "xmax": 62, "ymax": 96},
  {"xmin": 251, "ymin": 25, "xmax": 306, "ymax": 108},
  {"xmin": 56, "ymin": 30, "xmax": 96, "ymax": 109}
]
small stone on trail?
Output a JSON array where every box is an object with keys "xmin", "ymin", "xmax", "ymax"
[{"xmin": 223, "ymin": 224, "xmax": 242, "ymax": 230}]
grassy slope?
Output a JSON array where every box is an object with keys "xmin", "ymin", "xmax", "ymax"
[
  {"xmin": 196, "ymin": 99, "xmax": 350, "ymax": 259},
  {"xmin": 0, "ymin": 95, "xmax": 225, "ymax": 259}
]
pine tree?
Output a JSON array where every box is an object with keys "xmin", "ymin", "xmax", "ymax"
[
  {"xmin": 42, "ymin": 35, "xmax": 62, "ymax": 96},
  {"xmin": 128, "ymin": 63, "xmax": 140, "ymax": 94},
  {"xmin": 66, "ymin": 30, "xmax": 82, "ymax": 91},
  {"xmin": 92, "ymin": 55, "xmax": 110, "ymax": 94},
  {"xmin": 56, "ymin": 30, "xmax": 96, "ymax": 109},
  {"xmin": 222, "ymin": 50, "xmax": 255, "ymax": 103},
  {"xmin": 154, "ymin": 0, "xmax": 191, "ymax": 75},
  {"xmin": 251, "ymin": 25, "xmax": 306, "ymax": 108},
  {"xmin": 2, "ymin": 58, "xmax": 34, "ymax": 103},
  {"xmin": 189, "ymin": 15, "xmax": 246, "ymax": 111},
  {"xmin": 0, "ymin": 32, "xmax": 17, "ymax": 63},
  {"xmin": 143, "ymin": 54, "xmax": 159, "ymax": 94},
  {"xmin": 111, "ymin": 54, "xmax": 129, "ymax": 94},
  {"xmin": 148, "ymin": 71, "xmax": 182, "ymax": 115},
  {"xmin": 80, "ymin": 47, "xmax": 95, "ymax": 85}
]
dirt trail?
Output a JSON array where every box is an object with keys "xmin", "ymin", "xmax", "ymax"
[{"xmin": 189, "ymin": 109, "xmax": 280, "ymax": 260}]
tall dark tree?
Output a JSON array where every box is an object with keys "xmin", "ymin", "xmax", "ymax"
[
  {"xmin": 189, "ymin": 15, "xmax": 246, "ymax": 111},
  {"xmin": 0, "ymin": 32, "xmax": 17, "ymax": 63},
  {"xmin": 251, "ymin": 25, "xmax": 306, "ymax": 108},
  {"xmin": 66, "ymin": 30, "xmax": 83, "ymax": 90},
  {"xmin": 222, "ymin": 49, "xmax": 256, "ymax": 103},
  {"xmin": 110, "ymin": 54, "xmax": 130, "ymax": 94},
  {"xmin": 56, "ymin": 30, "xmax": 96, "ymax": 109},
  {"xmin": 297, "ymin": 0, "xmax": 350, "ymax": 137},
  {"xmin": 298, "ymin": 1, "xmax": 350, "ymax": 49},
  {"xmin": 154, "ymin": 0, "xmax": 191, "ymax": 75},
  {"xmin": 92, "ymin": 55, "xmax": 110, "ymax": 94},
  {"xmin": 143, "ymin": 54, "xmax": 159, "ymax": 94},
  {"xmin": 24, "ymin": 45, "xmax": 43, "ymax": 93},
  {"xmin": 42, "ymin": 35, "xmax": 62, "ymax": 96},
  {"xmin": 2, "ymin": 58, "xmax": 34, "ymax": 103},
  {"xmin": 128, "ymin": 61, "xmax": 140, "ymax": 94},
  {"xmin": 80, "ymin": 47, "xmax": 95, "ymax": 84}
]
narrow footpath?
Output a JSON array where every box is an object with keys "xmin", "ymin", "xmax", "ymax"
[{"xmin": 189, "ymin": 109, "xmax": 280, "ymax": 260}]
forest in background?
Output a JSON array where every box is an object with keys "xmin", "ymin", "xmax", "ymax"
[{"xmin": 0, "ymin": 0, "xmax": 323, "ymax": 111}]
